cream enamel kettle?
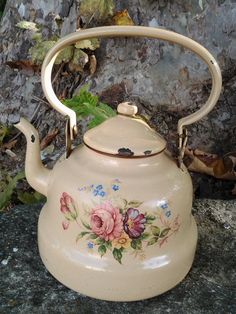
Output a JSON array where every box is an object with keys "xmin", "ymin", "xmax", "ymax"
[{"xmin": 15, "ymin": 26, "xmax": 222, "ymax": 301}]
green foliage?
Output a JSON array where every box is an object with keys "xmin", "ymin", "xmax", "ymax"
[
  {"xmin": 29, "ymin": 40, "xmax": 56, "ymax": 65},
  {"xmin": 0, "ymin": 172, "xmax": 25, "ymax": 211},
  {"xmin": 0, "ymin": 0, "xmax": 6, "ymax": 19},
  {"xmin": 80, "ymin": 0, "xmax": 115, "ymax": 23},
  {"xmin": 17, "ymin": 190, "xmax": 46, "ymax": 205},
  {"xmin": 0, "ymin": 124, "xmax": 9, "ymax": 143},
  {"xmin": 16, "ymin": 19, "xmax": 100, "ymax": 67},
  {"xmin": 63, "ymin": 85, "xmax": 116, "ymax": 128}
]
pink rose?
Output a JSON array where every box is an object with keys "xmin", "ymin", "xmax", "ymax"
[{"xmin": 90, "ymin": 201, "xmax": 123, "ymax": 241}]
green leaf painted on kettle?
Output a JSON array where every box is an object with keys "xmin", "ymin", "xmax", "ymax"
[
  {"xmin": 98, "ymin": 244, "xmax": 107, "ymax": 257},
  {"xmin": 81, "ymin": 220, "xmax": 91, "ymax": 230},
  {"xmin": 105, "ymin": 241, "xmax": 112, "ymax": 250},
  {"xmin": 76, "ymin": 231, "xmax": 91, "ymax": 242},
  {"xmin": 150, "ymin": 226, "xmax": 160, "ymax": 237},
  {"xmin": 112, "ymin": 248, "xmax": 123, "ymax": 264},
  {"xmin": 87, "ymin": 233, "xmax": 98, "ymax": 240},
  {"xmin": 131, "ymin": 239, "xmax": 142, "ymax": 250},
  {"xmin": 146, "ymin": 215, "xmax": 156, "ymax": 224},
  {"xmin": 147, "ymin": 237, "xmax": 159, "ymax": 246},
  {"xmin": 128, "ymin": 200, "xmax": 143, "ymax": 208},
  {"xmin": 96, "ymin": 237, "xmax": 105, "ymax": 245},
  {"xmin": 140, "ymin": 232, "xmax": 150, "ymax": 240},
  {"xmin": 160, "ymin": 228, "xmax": 171, "ymax": 238}
]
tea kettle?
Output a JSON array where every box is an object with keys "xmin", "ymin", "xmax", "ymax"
[{"xmin": 15, "ymin": 26, "xmax": 222, "ymax": 301}]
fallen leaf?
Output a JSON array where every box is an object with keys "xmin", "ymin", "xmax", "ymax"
[
  {"xmin": 80, "ymin": 0, "xmax": 115, "ymax": 23},
  {"xmin": 69, "ymin": 48, "xmax": 89, "ymax": 72},
  {"xmin": 40, "ymin": 129, "xmax": 58, "ymax": 150},
  {"xmin": 5, "ymin": 149, "xmax": 17, "ymax": 159},
  {"xmin": 6, "ymin": 60, "xmax": 39, "ymax": 71},
  {"xmin": 16, "ymin": 21, "xmax": 39, "ymax": 32},
  {"xmin": 2, "ymin": 139, "xmax": 18, "ymax": 150},
  {"xmin": 99, "ymin": 81, "xmax": 126, "ymax": 107},
  {"xmin": 185, "ymin": 148, "xmax": 236, "ymax": 180},
  {"xmin": 55, "ymin": 46, "xmax": 74, "ymax": 64},
  {"xmin": 75, "ymin": 38, "xmax": 100, "ymax": 50},
  {"xmin": 113, "ymin": 9, "xmax": 134, "ymax": 26},
  {"xmin": 89, "ymin": 55, "xmax": 97, "ymax": 74}
]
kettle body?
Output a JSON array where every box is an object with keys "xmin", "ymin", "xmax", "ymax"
[{"xmin": 38, "ymin": 145, "xmax": 197, "ymax": 301}]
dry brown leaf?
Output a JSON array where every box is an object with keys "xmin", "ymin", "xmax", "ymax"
[
  {"xmin": 2, "ymin": 139, "xmax": 18, "ymax": 150},
  {"xmin": 89, "ymin": 55, "xmax": 97, "ymax": 75},
  {"xmin": 113, "ymin": 9, "xmax": 134, "ymax": 26},
  {"xmin": 184, "ymin": 148, "xmax": 236, "ymax": 180},
  {"xmin": 40, "ymin": 129, "xmax": 59, "ymax": 150},
  {"xmin": 6, "ymin": 61, "xmax": 39, "ymax": 71}
]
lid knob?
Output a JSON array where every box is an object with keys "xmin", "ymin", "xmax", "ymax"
[{"xmin": 117, "ymin": 102, "xmax": 138, "ymax": 116}]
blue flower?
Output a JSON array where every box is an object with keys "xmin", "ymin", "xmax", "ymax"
[
  {"xmin": 98, "ymin": 191, "xmax": 106, "ymax": 197},
  {"xmin": 93, "ymin": 189, "xmax": 99, "ymax": 196},
  {"xmin": 160, "ymin": 202, "xmax": 168, "ymax": 209},
  {"xmin": 165, "ymin": 210, "xmax": 171, "ymax": 217},
  {"xmin": 96, "ymin": 185, "xmax": 103, "ymax": 190},
  {"xmin": 112, "ymin": 184, "xmax": 119, "ymax": 191},
  {"xmin": 87, "ymin": 242, "xmax": 94, "ymax": 249}
]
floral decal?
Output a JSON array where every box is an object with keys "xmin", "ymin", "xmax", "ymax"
[{"xmin": 60, "ymin": 181, "xmax": 180, "ymax": 264}]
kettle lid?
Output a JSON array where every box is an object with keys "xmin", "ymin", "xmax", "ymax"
[{"xmin": 83, "ymin": 102, "xmax": 166, "ymax": 157}]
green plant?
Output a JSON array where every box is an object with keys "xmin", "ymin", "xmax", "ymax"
[
  {"xmin": 0, "ymin": 172, "xmax": 25, "ymax": 211},
  {"xmin": 63, "ymin": 85, "xmax": 116, "ymax": 128},
  {"xmin": 0, "ymin": 0, "xmax": 6, "ymax": 19}
]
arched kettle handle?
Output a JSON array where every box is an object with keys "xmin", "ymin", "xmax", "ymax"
[{"xmin": 41, "ymin": 26, "xmax": 222, "ymax": 163}]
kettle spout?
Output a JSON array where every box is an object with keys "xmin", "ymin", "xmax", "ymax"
[{"xmin": 14, "ymin": 118, "xmax": 51, "ymax": 197}]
